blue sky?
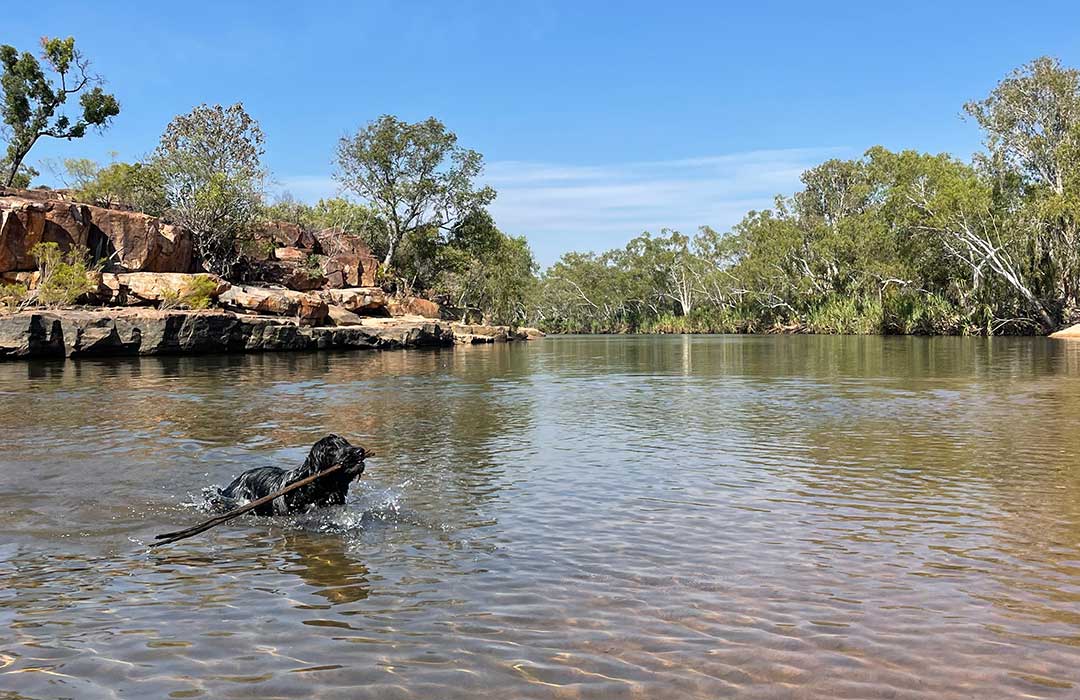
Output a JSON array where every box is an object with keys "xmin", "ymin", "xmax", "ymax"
[{"xmin": 5, "ymin": 1, "xmax": 1080, "ymax": 266}]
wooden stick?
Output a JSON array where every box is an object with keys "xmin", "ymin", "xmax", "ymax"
[{"xmin": 150, "ymin": 463, "xmax": 344, "ymax": 547}]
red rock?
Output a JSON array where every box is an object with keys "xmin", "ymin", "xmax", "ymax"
[
  {"xmin": 326, "ymin": 304, "xmax": 364, "ymax": 326},
  {"xmin": 316, "ymin": 229, "xmax": 379, "ymax": 287},
  {"xmin": 0, "ymin": 271, "xmax": 40, "ymax": 289},
  {"xmin": 0, "ymin": 192, "xmax": 194, "ymax": 273},
  {"xmin": 296, "ymin": 295, "xmax": 329, "ymax": 327},
  {"xmin": 272, "ymin": 246, "xmax": 308, "ymax": 264},
  {"xmin": 255, "ymin": 221, "xmax": 307, "ymax": 249},
  {"xmin": 88, "ymin": 206, "xmax": 193, "ymax": 273},
  {"xmin": 280, "ymin": 268, "xmax": 326, "ymax": 292},
  {"xmin": 318, "ymin": 287, "xmax": 388, "ymax": 314},
  {"xmin": 106, "ymin": 272, "xmax": 230, "ymax": 305},
  {"xmin": 218, "ymin": 285, "xmax": 328, "ymax": 326},
  {"xmin": 389, "ymin": 296, "xmax": 441, "ymax": 319}
]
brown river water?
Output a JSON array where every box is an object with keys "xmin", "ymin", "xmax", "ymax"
[{"xmin": 2, "ymin": 335, "xmax": 1080, "ymax": 699}]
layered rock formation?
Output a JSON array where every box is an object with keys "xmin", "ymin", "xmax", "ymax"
[
  {"xmin": 388, "ymin": 295, "xmax": 441, "ymax": 319},
  {"xmin": 0, "ymin": 309, "xmax": 533, "ymax": 359},
  {"xmin": 0, "ymin": 189, "xmax": 540, "ymax": 360},
  {"xmin": 99, "ymin": 272, "xmax": 230, "ymax": 305},
  {"xmin": 318, "ymin": 287, "xmax": 388, "ymax": 314},
  {"xmin": 0, "ymin": 189, "xmax": 192, "ymax": 273},
  {"xmin": 218, "ymin": 285, "xmax": 329, "ymax": 326},
  {"xmin": 247, "ymin": 225, "xmax": 380, "ymax": 292}
]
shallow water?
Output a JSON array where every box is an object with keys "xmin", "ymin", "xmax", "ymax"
[{"xmin": 2, "ymin": 335, "xmax": 1080, "ymax": 699}]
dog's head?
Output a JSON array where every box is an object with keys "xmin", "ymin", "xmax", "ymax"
[{"xmin": 308, "ymin": 434, "xmax": 368, "ymax": 478}]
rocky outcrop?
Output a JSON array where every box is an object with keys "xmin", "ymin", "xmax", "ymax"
[
  {"xmin": 448, "ymin": 324, "xmax": 545, "ymax": 343},
  {"xmin": 218, "ymin": 285, "xmax": 329, "ymax": 326},
  {"xmin": 316, "ymin": 229, "xmax": 379, "ymax": 288},
  {"xmin": 389, "ymin": 295, "xmax": 441, "ymax": 319},
  {"xmin": 1050, "ymin": 323, "xmax": 1080, "ymax": 339},
  {"xmin": 326, "ymin": 305, "xmax": 364, "ymax": 326},
  {"xmin": 345, "ymin": 316, "xmax": 455, "ymax": 348},
  {"xmin": 99, "ymin": 272, "xmax": 230, "ymax": 305},
  {"xmin": 252, "ymin": 232, "xmax": 378, "ymax": 292},
  {"xmin": 280, "ymin": 267, "xmax": 326, "ymax": 292},
  {"xmin": 0, "ymin": 190, "xmax": 467, "ymax": 336},
  {"xmin": 253, "ymin": 221, "xmax": 317, "ymax": 252},
  {"xmin": 0, "ymin": 270, "xmax": 40, "ymax": 288},
  {"xmin": 521, "ymin": 327, "xmax": 546, "ymax": 339},
  {"xmin": 318, "ymin": 287, "xmax": 388, "ymax": 314},
  {"xmin": 272, "ymin": 246, "xmax": 308, "ymax": 264},
  {"xmin": 0, "ymin": 309, "xmax": 475, "ymax": 359},
  {"xmin": 451, "ymin": 323, "xmax": 511, "ymax": 344},
  {"xmin": 90, "ymin": 207, "xmax": 193, "ymax": 272},
  {"xmin": 0, "ymin": 192, "xmax": 193, "ymax": 273}
]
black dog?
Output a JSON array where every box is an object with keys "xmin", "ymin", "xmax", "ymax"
[{"xmin": 213, "ymin": 434, "xmax": 368, "ymax": 515}]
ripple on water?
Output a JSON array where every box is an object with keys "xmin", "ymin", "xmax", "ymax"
[{"xmin": 1, "ymin": 337, "xmax": 1079, "ymax": 698}]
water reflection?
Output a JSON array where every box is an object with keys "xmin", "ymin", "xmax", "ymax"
[
  {"xmin": 273, "ymin": 532, "xmax": 371, "ymax": 606},
  {"xmin": 2, "ymin": 337, "xmax": 1080, "ymax": 699}
]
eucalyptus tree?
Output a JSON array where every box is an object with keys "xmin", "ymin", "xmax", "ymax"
[
  {"xmin": 0, "ymin": 37, "xmax": 119, "ymax": 187},
  {"xmin": 152, "ymin": 103, "xmax": 266, "ymax": 277},
  {"xmin": 624, "ymin": 230, "xmax": 700, "ymax": 316},
  {"xmin": 437, "ymin": 212, "xmax": 537, "ymax": 324},
  {"xmin": 964, "ymin": 56, "xmax": 1080, "ymax": 326},
  {"xmin": 335, "ymin": 115, "xmax": 496, "ymax": 271}
]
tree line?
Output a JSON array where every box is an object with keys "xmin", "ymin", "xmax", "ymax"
[
  {"xmin": 4, "ymin": 37, "xmax": 1079, "ymax": 334},
  {"xmin": 536, "ymin": 57, "xmax": 1080, "ymax": 335}
]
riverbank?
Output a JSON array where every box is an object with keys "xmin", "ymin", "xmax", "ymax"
[
  {"xmin": 1050, "ymin": 323, "xmax": 1080, "ymax": 339},
  {"xmin": 0, "ymin": 308, "xmax": 542, "ymax": 360}
]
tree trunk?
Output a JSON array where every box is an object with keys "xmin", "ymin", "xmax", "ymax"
[
  {"xmin": 382, "ymin": 229, "xmax": 401, "ymax": 269},
  {"xmin": 3, "ymin": 138, "xmax": 37, "ymax": 188}
]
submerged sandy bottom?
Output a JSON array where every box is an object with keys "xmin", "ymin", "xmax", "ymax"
[{"xmin": 2, "ymin": 336, "xmax": 1080, "ymax": 699}]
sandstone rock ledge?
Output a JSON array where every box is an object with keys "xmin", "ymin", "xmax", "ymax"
[
  {"xmin": 0, "ymin": 309, "xmax": 539, "ymax": 360},
  {"xmin": 1050, "ymin": 323, "xmax": 1080, "ymax": 339}
]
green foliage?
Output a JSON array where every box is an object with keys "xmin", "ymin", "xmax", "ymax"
[
  {"xmin": 260, "ymin": 193, "xmax": 313, "ymax": 228},
  {"xmin": 804, "ymin": 296, "xmax": 884, "ymax": 335},
  {"xmin": 57, "ymin": 157, "xmax": 167, "ymax": 214},
  {"xmin": 437, "ymin": 216, "xmax": 537, "ymax": 325},
  {"xmin": 301, "ymin": 253, "xmax": 324, "ymax": 280},
  {"xmin": 152, "ymin": 103, "xmax": 265, "ymax": 276},
  {"xmin": 85, "ymin": 160, "xmax": 165, "ymax": 214},
  {"xmin": 537, "ymin": 58, "xmax": 1080, "ymax": 337},
  {"xmin": 0, "ymin": 282, "xmax": 28, "ymax": 312},
  {"xmin": 29, "ymin": 242, "xmax": 94, "ymax": 308},
  {"xmin": 55, "ymin": 156, "xmax": 99, "ymax": 189},
  {"xmin": 1, "ymin": 158, "xmax": 37, "ymax": 188},
  {"xmin": 157, "ymin": 288, "xmax": 182, "ymax": 310},
  {"xmin": 181, "ymin": 276, "xmax": 218, "ymax": 310},
  {"xmin": 259, "ymin": 196, "xmax": 384, "ymax": 254},
  {"xmin": 643, "ymin": 308, "xmax": 750, "ymax": 334},
  {"xmin": 0, "ymin": 36, "xmax": 119, "ymax": 187},
  {"xmin": 157, "ymin": 276, "xmax": 217, "ymax": 310},
  {"xmin": 335, "ymin": 115, "xmax": 496, "ymax": 271}
]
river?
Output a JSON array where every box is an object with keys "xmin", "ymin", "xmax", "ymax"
[{"xmin": 2, "ymin": 335, "xmax": 1080, "ymax": 699}]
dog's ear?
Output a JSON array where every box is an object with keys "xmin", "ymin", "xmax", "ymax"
[{"xmin": 306, "ymin": 436, "xmax": 334, "ymax": 466}]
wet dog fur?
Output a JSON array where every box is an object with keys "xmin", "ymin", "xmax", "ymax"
[{"xmin": 212, "ymin": 434, "xmax": 367, "ymax": 515}]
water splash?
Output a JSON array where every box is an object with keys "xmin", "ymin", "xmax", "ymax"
[{"xmin": 175, "ymin": 479, "xmax": 415, "ymax": 536}]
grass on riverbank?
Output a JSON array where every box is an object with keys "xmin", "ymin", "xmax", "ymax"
[{"xmin": 548, "ymin": 291, "xmax": 1047, "ymax": 336}]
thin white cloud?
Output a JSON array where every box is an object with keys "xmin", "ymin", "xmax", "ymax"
[
  {"xmin": 276, "ymin": 146, "xmax": 847, "ymax": 267},
  {"xmin": 486, "ymin": 147, "xmax": 847, "ymax": 265}
]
